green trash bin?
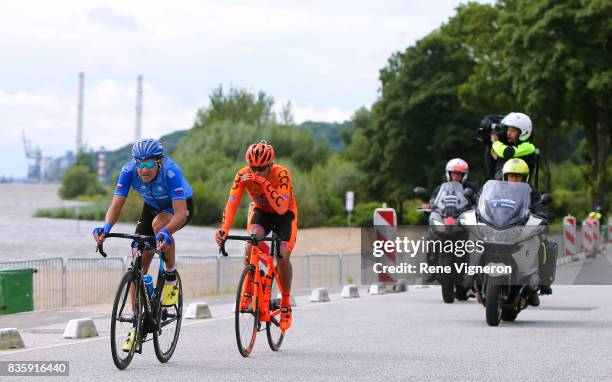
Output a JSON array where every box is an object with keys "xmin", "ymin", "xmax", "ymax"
[{"xmin": 0, "ymin": 268, "xmax": 36, "ymax": 315}]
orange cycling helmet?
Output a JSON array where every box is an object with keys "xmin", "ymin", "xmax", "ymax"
[{"xmin": 245, "ymin": 140, "xmax": 275, "ymax": 167}]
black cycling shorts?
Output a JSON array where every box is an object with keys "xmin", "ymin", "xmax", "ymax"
[
  {"xmin": 248, "ymin": 207, "xmax": 297, "ymax": 251},
  {"xmin": 135, "ymin": 198, "xmax": 193, "ymax": 236}
]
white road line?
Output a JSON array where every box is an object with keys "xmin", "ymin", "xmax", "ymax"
[{"xmin": 0, "ymin": 288, "xmax": 421, "ymax": 355}]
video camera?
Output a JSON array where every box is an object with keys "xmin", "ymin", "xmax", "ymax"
[{"xmin": 478, "ymin": 114, "xmax": 507, "ymax": 145}]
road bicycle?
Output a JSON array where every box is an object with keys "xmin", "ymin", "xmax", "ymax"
[
  {"xmin": 96, "ymin": 233, "xmax": 183, "ymax": 369},
  {"xmin": 220, "ymin": 233, "xmax": 285, "ymax": 357}
]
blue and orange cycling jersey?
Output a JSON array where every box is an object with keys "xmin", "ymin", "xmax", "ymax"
[{"xmin": 114, "ymin": 157, "xmax": 192, "ymax": 211}]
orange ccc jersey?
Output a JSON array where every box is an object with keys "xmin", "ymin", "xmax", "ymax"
[{"xmin": 221, "ymin": 164, "xmax": 297, "ymax": 233}]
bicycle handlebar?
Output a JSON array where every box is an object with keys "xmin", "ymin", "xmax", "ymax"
[
  {"xmin": 95, "ymin": 232, "xmax": 159, "ymax": 259},
  {"xmin": 219, "ymin": 234, "xmax": 283, "ymax": 259}
]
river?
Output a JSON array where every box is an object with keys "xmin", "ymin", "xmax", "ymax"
[{"xmin": 0, "ymin": 183, "xmax": 237, "ymax": 262}]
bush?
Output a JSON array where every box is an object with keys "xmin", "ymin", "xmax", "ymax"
[{"xmin": 59, "ymin": 165, "xmax": 106, "ymax": 199}]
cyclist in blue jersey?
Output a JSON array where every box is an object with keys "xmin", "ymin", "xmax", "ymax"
[{"xmin": 93, "ymin": 138, "xmax": 193, "ymax": 351}]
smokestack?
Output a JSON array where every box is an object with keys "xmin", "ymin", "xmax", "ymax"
[
  {"xmin": 76, "ymin": 72, "xmax": 84, "ymax": 154},
  {"xmin": 135, "ymin": 74, "xmax": 143, "ymax": 142}
]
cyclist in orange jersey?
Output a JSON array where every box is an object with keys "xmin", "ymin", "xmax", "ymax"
[{"xmin": 215, "ymin": 140, "xmax": 298, "ymax": 330}]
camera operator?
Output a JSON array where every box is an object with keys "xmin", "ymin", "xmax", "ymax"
[{"xmin": 479, "ymin": 112, "xmax": 537, "ymax": 183}]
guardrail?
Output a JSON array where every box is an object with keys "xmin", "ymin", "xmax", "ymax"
[
  {"xmin": 0, "ymin": 253, "xmax": 360, "ymax": 311},
  {"xmin": 1, "ymin": 224, "xmax": 605, "ymax": 311}
]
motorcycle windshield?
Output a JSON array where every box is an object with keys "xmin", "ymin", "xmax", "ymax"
[
  {"xmin": 477, "ymin": 180, "xmax": 531, "ymax": 227},
  {"xmin": 432, "ymin": 182, "xmax": 469, "ymax": 212}
]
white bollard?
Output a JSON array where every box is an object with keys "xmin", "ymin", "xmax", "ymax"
[
  {"xmin": 368, "ymin": 283, "xmax": 386, "ymax": 295},
  {"xmin": 341, "ymin": 284, "xmax": 360, "ymax": 298},
  {"xmin": 185, "ymin": 302, "xmax": 213, "ymax": 319},
  {"xmin": 309, "ymin": 288, "xmax": 330, "ymax": 302},
  {"xmin": 63, "ymin": 318, "xmax": 98, "ymax": 339},
  {"xmin": 0, "ymin": 328, "xmax": 25, "ymax": 349}
]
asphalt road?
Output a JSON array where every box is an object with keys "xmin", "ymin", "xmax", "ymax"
[{"xmin": 1, "ymin": 251, "xmax": 611, "ymax": 382}]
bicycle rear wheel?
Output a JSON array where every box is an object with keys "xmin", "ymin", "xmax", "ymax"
[
  {"xmin": 266, "ymin": 275, "xmax": 285, "ymax": 351},
  {"xmin": 110, "ymin": 271, "xmax": 143, "ymax": 370},
  {"xmin": 235, "ymin": 265, "xmax": 259, "ymax": 357},
  {"xmin": 153, "ymin": 271, "xmax": 183, "ymax": 363}
]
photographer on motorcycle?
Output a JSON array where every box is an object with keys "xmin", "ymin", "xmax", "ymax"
[
  {"xmin": 502, "ymin": 158, "xmax": 553, "ymax": 297},
  {"xmin": 480, "ymin": 112, "xmax": 538, "ymax": 182}
]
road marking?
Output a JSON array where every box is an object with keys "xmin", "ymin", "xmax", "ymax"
[{"xmin": 0, "ymin": 288, "xmax": 422, "ymax": 355}]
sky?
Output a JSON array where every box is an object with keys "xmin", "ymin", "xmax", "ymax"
[{"xmin": 1, "ymin": 0, "xmax": 490, "ymax": 178}]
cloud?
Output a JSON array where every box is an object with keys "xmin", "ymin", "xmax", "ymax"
[
  {"xmin": 87, "ymin": 6, "xmax": 138, "ymax": 31},
  {"xmin": 274, "ymin": 99, "xmax": 352, "ymax": 124}
]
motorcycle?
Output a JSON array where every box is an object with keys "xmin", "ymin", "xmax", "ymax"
[
  {"xmin": 415, "ymin": 182, "xmax": 474, "ymax": 303},
  {"xmin": 459, "ymin": 180, "xmax": 554, "ymax": 326}
]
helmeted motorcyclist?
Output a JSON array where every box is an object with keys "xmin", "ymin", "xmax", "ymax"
[
  {"xmin": 424, "ymin": 159, "xmax": 479, "ymax": 283},
  {"xmin": 488, "ymin": 112, "xmax": 538, "ymax": 182},
  {"xmin": 502, "ymin": 158, "xmax": 553, "ymax": 298},
  {"xmin": 431, "ymin": 158, "xmax": 479, "ymax": 202}
]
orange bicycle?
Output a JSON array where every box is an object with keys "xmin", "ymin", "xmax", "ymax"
[{"xmin": 220, "ymin": 233, "xmax": 285, "ymax": 357}]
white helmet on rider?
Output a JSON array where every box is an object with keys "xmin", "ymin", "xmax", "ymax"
[
  {"xmin": 445, "ymin": 158, "xmax": 469, "ymax": 182},
  {"xmin": 501, "ymin": 112, "xmax": 532, "ymax": 141}
]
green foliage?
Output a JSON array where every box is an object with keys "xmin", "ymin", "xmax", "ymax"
[
  {"xmin": 194, "ymin": 85, "xmax": 275, "ymax": 129},
  {"xmin": 299, "ymin": 120, "xmax": 352, "ymax": 150},
  {"xmin": 59, "ymin": 163, "xmax": 106, "ymax": 199}
]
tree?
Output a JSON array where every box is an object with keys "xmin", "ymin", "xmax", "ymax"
[
  {"xmin": 194, "ymin": 85, "xmax": 275, "ymax": 129},
  {"xmin": 494, "ymin": 0, "xmax": 610, "ymax": 206},
  {"xmin": 279, "ymin": 101, "xmax": 294, "ymax": 125},
  {"xmin": 59, "ymin": 165, "xmax": 105, "ymax": 199},
  {"xmin": 348, "ymin": 3, "xmax": 494, "ymax": 220}
]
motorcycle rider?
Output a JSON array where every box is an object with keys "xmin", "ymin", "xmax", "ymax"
[
  {"xmin": 423, "ymin": 158, "xmax": 479, "ymax": 283},
  {"xmin": 431, "ymin": 158, "xmax": 479, "ymax": 201},
  {"xmin": 487, "ymin": 112, "xmax": 538, "ymax": 182},
  {"xmin": 502, "ymin": 158, "xmax": 553, "ymax": 299}
]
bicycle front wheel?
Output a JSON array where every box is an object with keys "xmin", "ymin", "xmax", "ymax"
[
  {"xmin": 153, "ymin": 271, "xmax": 183, "ymax": 363},
  {"xmin": 110, "ymin": 271, "xmax": 143, "ymax": 370},
  {"xmin": 235, "ymin": 265, "xmax": 259, "ymax": 357},
  {"xmin": 266, "ymin": 275, "xmax": 285, "ymax": 351}
]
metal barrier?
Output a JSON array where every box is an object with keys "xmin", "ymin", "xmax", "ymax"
[
  {"xmin": 64, "ymin": 258, "xmax": 126, "ymax": 306},
  {"xmin": 0, "ymin": 258, "xmax": 64, "ymax": 310},
  {"xmin": 0, "ymin": 253, "xmax": 360, "ymax": 310}
]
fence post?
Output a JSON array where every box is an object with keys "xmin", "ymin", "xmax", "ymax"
[
  {"xmin": 216, "ymin": 257, "xmax": 221, "ymax": 294},
  {"xmin": 306, "ymin": 255, "xmax": 311, "ymax": 289},
  {"xmin": 62, "ymin": 258, "xmax": 68, "ymax": 308},
  {"xmin": 339, "ymin": 254, "xmax": 344, "ymax": 287}
]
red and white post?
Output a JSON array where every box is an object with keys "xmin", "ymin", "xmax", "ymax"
[
  {"xmin": 373, "ymin": 208, "xmax": 397, "ymax": 283},
  {"xmin": 563, "ymin": 215, "xmax": 577, "ymax": 258}
]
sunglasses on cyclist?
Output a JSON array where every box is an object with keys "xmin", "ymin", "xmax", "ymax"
[
  {"xmin": 136, "ymin": 160, "xmax": 158, "ymax": 169},
  {"xmin": 250, "ymin": 165, "xmax": 270, "ymax": 173}
]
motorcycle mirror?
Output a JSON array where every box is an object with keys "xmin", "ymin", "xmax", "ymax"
[
  {"xmin": 414, "ymin": 187, "xmax": 430, "ymax": 201},
  {"xmin": 541, "ymin": 193, "xmax": 552, "ymax": 205}
]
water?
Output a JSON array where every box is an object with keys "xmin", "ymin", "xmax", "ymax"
[{"xmin": 0, "ymin": 183, "xmax": 242, "ymax": 261}]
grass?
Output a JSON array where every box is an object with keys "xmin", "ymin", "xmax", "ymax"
[{"xmin": 34, "ymin": 202, "xmax": 108, "ymax": 221}]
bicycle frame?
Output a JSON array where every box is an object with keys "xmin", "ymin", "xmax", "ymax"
[
  {"xmin": 249, "ymin": 243, "xmax": 281, "ymax": 324},
  {"xmin": 98, "ymin": 233, "xmax": 172, "ymax": 343},
  {"xmin": 220, "ymin": 233, "xmax": 283, "ymax": 324}
]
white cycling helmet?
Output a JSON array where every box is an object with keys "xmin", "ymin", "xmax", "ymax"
[
  {"xmin": 445, "ymin": 158, "xmax": 469, "ymax": 182},
  {"xmin": 501, "ymin": 112, "xmax": 532, "ymax": 141}
]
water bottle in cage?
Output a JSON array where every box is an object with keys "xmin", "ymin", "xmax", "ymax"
[{"xmin": 144, "ymin": 274, "xmax": 155, "ymax": 298}]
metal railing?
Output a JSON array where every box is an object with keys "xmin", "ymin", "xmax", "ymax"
[
  {"xmin": 0, "ymin": 253, "xmax": 360, "ymax": 311},
  {"xmin": 3, "ymin": 225, "xmax": 603, "ymax": 311}
]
